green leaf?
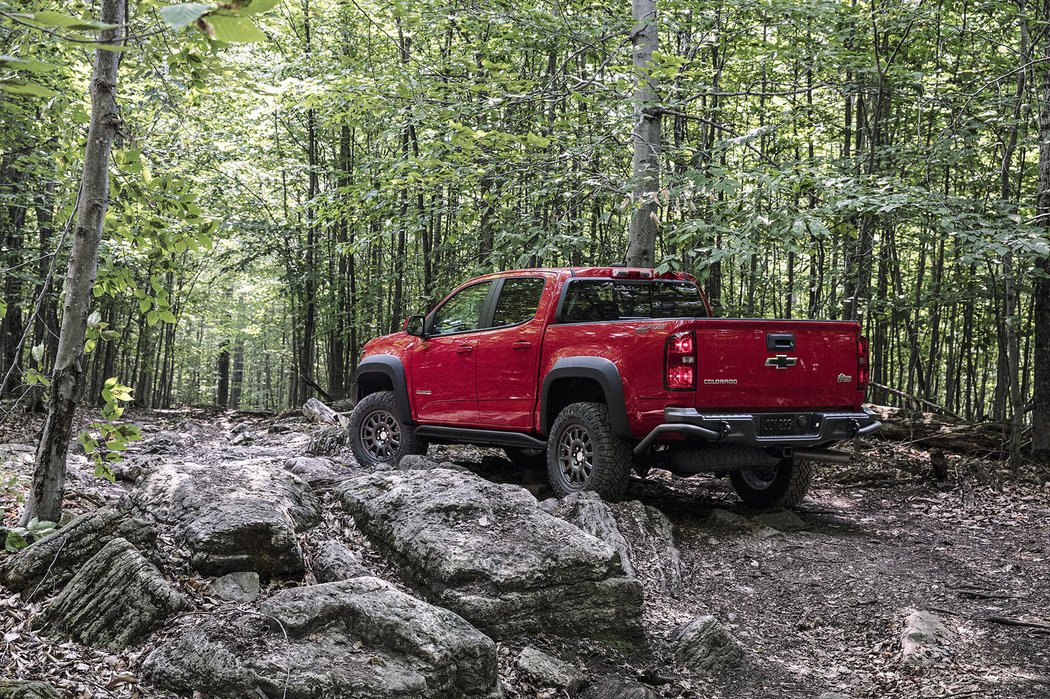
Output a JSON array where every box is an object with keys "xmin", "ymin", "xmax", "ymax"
[
  {"xmin": 29, "ymin": 11, "xmax": 119, "ymax": 31},
  {"xmin": 0, "ymin": 79, "xmax": 56, "ymax": 98},
  {"xmin": 159, "ymin": 3, "xmax": 211, "ymax": 31},
  {"xmin": 0, "ymin": 55, "xmax": 60, "ymax": 73},
  {"xmin": 31, "ymin": 343, "xmax": 44, "ymax": 363},
  {"xmin": 204, "ymin": 15, "xmax": 267, "ymax": 42},
  {"xmin": 236, "ymin": 0, "xmax": 281, "ymax": 15},
  {"xmin": 158, "ymin": 310, "xmax": 177, "ymax": 323},
  {"xmin": 5, "ymin": 530, "xmax": 28, "ymax": 553}
]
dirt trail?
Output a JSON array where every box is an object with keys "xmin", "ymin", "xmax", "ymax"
[{"xmin": 1, "ymin": 409, "xmax": 1048, "ymax": 698}]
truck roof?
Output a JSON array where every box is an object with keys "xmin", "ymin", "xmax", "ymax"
[{"xmin": 497, "ymin": 266, "xmax": 698, "ymax": 283}]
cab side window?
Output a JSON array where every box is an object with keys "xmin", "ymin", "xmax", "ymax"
[
  {"xmin": 429, "ymin": 281, "xmax": 492, "ymax": 335},
  {"xmin": 491, "ymin": 278, "xmax": 545, "ymax": 327}
]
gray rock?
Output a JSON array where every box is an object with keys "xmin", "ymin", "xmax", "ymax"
[
  {"xmin": 398, "ymin": 455, "xmax": 466, "ymax": 472},
  {"xmin": 1, "ymin": 507, "xmax": 156, "ymax": 596},
  {"xmin": 613, "ymin": 500, "xmax": 683, "ymax": 596},
  {"xmin": 303, "ymin": 398, "xmax": 346, "ymax": 426},
  {"xmin": 707, "ymin": 509, "xmax": 779, "ymax": 538},
  {"xmin": 581, "ymin": 678, "xmax": 660, "ymax": 699},
  {"xmin": 671, "ymin": 615, "xmax": 747, "ymax": 674},
  {"xmin": 338, "ymin": 469, "xmax": 643, "ymax": 643},
  {"xmin": 41, "ymin": 538, "xmax": 188, "ymax": 650},
  {"xmin": 286, "ymin": 456, "xmax": 342, "ymax": 485},
  {"xmin": 542, "ymin": 495, "xmax": 683, "ymax": 595},
  {"xmin": 539, "ymin": 492, "xmax": 635, "ymax": 576},
  {"xmin": 900, "ymin": 610, "xmax": 952, "ymax": 667},
  {"xmin": 308, "ymin": 425, "xmax": 348, "ymax": 456},
  {"xmin": 0, "ymin": 680, "xmax": 61, "ymax": 699},
  {"xmin": 123, "ymin": 460, "xmax": 320, "ymax": 577},
  {"xmin": 752, "ymin": 509, "xmax": 809, "ymax": 532},
  {"xmin": 516, "ymin": 646, "xmax": 585, "ymax": 692},
  {"xmin": 313, "ymin": 540, "xmax": 371, "ymax": 582},
  {"xmin": 138, "ymin": 430, "xmax": 191, "ymax": 454},
  {"xmin": 144, "ymin": 577, "xmax": 499, "ymax": 698},
  {"xmin": 817, "ymin": 693, "xmax": 851, "ymax": 699},
  {"xmin": 210, "ymin": 571, "xmax": 261, "ymax": 603}
]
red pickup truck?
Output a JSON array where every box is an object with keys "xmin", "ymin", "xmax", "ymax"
[{"xmin": 348, "ymin": 266, "xmax": 880, "ymax": 508}]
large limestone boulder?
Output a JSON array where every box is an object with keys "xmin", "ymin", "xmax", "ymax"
[
  {"xmin": 40, "ymin": 537, "xmax": 188, "ymax": 650},
  {"xmin": 143, "ymin": 577, "xmax": 500, "ymax": 699},
  {"xmin": 337, "ymin": 469, "xmax": 644, "ymax": 643},
  {"xmin": 122, "ymin": 459, "xmax": 319, "ymax": 577},
  {"xmin": 1, "ymin": 507, "xmax": 156, "ymax": 596},
  {"xmin": 0, "ymin": 680, "xmax": 61, "ymax": 699},
  {"xmin": 541, "ymin": 493, "xmax": 683, "ymax": 596}
]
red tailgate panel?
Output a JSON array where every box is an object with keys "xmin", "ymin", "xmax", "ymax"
[{"xmin": 694, "ymin": 319, "xmax": 862, "ymax": 412}]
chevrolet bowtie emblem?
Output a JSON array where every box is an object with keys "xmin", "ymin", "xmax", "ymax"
[{"xmin": 765, "ymin": 354, "xmax": 798, "ymax": 369}]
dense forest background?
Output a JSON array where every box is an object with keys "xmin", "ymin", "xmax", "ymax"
[{"xmin": 1, "ymin": 0, "xmax": 1048, "ymax": 445}]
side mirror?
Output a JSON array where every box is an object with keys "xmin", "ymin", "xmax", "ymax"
[{"xmin": 404, "ymin": 314, "xmax": 426, "ymax": 338}]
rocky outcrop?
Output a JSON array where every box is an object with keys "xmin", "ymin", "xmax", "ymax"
[
  {"xmin": 539, "ymin": 492, "xmax": 635, "ymax": 575},
  {"xmin": 670, "ymin": 615, "xmax": 747, "ymax": 675},
  {"xmin": 123, "ymin": 460, "xmax": 319, "ymax": 577},
  {"xmin": 303, "ymin": 398, "xmax": 347, "ymax": 427},
  {"xmin": 210, "ymin": 571, "xmax": 261, "ymax": 602},
  {"xmin": 900, "ymin": 610, "xmax": 953, "ymax": 667},
  {"xmin": 0, "ymin": 508, "xmax": 155, "ymax": 596},
  {"xmin": 40, "ymin": 538, "xmax": 188, "ymax": 650},
  {"xmin": 516, "ymin": 646, "xmax": 586, "ymax": 692},
  {"xmin": 338, "ymin": 469, "xmax": 644, "ymax": 643},
  {"xmin": 285, "ymin": 456, "xmax": 342, "ymax": 485},
  {"xmin": 308, "ymin": 426, "xmax": 348, "ymax": 456},
  {"xmin": 312, "ymin": 540, "xmax": 371, "ymax": 582},
  {"xmin": 540, "ymin": 493, "xmax": 683, "ymax": 596},
  {"xmin": 0, "ymin": 680, "xmax": 61, "ymax": 699},
  {"xmin": 143, "ymin": 577, "xmax": 499, "ymax": 698},
  {"xmin": 581, "ymin": 678, "xmax": 660, "ymax": 699}
]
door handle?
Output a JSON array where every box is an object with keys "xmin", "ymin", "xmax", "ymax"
[
  {"xmin": 512, "ymin": 340, "xmax": 532, "ymax": 350},
  {"xmin": 456, "ymin": 344, "xmax": 473, "ymax": 354}
]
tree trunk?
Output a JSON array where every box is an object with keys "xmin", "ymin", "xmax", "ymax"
[
  {"xmin": 625, "ymin": 0, "xmax": 661, "ymax": 267},
  {"xmin": 1033, "ymin": 0, "xmax": 1050, "ymax": 457},
  {"xmin": 230, "ymin": 342, "xmax": 243, "ymax": 409},
  {"xmin": 216, "ymin": 340, "xmax": 230, "ymax": 409},
  {"xmin": 22, "ymin": 0, "xmax": 126, "ymax": 526}
]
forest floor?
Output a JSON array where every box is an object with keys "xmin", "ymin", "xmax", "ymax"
[{"xmin": 1, "ymin": 407, "xmax": 1049, "ymax": 699}]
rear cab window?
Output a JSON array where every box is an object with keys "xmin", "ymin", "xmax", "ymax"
[
  {"xmin": 492, "ymin": 277, "xmax": 546, "ymax": 327},
  {"xmin": 559, "ymin": 280, "xmax": 707, "ymax": 323}
]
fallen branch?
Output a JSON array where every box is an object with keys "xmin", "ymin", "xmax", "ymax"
[
  {"xmin": 982, "ymin": 616, "xmax": 1050, "ymax": 632},
  {"xmin": 870, "ymin": 382, "xmax": 965, "ymax": 421}
]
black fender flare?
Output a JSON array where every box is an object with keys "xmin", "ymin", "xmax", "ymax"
[
  {"xmin": 540, "ymin": 357, "xmax": 632, "ymax": 439},
  {"xmin": 351, "ymin": 355, "xmax": 413, "ymax": 424}
]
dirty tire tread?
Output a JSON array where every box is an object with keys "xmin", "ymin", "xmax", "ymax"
[
  {"xmin": 782, "ymin": 461, "xmax": 815, "ymax": 507},
  {"xmin": 547, "ymin": 402, "xmax": 633, "ymax": 501},
  {"xmin": 348, "ymin": 391, "xmax": 426, "ymax": 467},
  {"xmin": 730, "ymin": 459, "xmax": 815, "ymax": 509}
]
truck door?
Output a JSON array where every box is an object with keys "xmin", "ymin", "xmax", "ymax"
[
  {"xmin": 476, "ymin": 276, "xmax": 548, "ymax": 429},
  {"xmin": 410, "ymin": 280, "xmax": 493, "ymax": 425}
]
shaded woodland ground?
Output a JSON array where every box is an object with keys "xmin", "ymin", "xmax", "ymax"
[{"xmin": 1, "ymin": 406, "xmax": 1047, "ymax": 698}]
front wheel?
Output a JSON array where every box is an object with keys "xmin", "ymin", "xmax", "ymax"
[
  {"xmin": 546, "ymin": 402, "xmax": 633, "ymax": 501},
  {"xmin": 348, "ymin": 391, "xmax": 427, "ymax": 467},
  {"xmin": 729, "ymin": 458, "xmax": 815, "ymax": 509}
]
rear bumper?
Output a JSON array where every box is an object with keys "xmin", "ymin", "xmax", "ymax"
[{"xmin": 634, "ymin": 407, "xmax": 881, "ymax": 455}]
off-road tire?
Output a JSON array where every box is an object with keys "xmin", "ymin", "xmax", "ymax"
[
  {"xmin": 348, "ymin": 391, "xmax": 427, "ymax": 467},
  {"xmin": 547, "ymin": 402, "xmax": 633, "ymax": 501},
  {"xmin": 504, "ymin": 446, "xmax": 547, "ymax": 469},
  {"xmin": 729, "ymin": 458, "xmax": 815, "ymax": 509}
]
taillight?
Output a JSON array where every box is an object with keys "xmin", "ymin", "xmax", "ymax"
[
  {"xmin": 857, "ymin": 335, "xmax": 870, "ymax": 391},
  {"xmin": 665, "ymin": 331, "xmax": 696, "ymax": 390}
]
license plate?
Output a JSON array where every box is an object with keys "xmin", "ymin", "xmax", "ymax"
[{"xmin": 759, "ymin": 415, "xmax": 795, "ymax": 436}]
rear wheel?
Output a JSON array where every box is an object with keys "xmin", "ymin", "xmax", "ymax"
[
  {"xmin": 348, "ymin": 391, "xmax": 427, "ymax": 467},
  {"xmin": 547, "ymin": 402, "xmax": 632, "ymax": 501},
  {"xmin": 729, "ymin": 458, "xmax": 814, "ymax": 509}
]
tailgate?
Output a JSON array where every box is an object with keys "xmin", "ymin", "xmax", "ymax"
[{"xmin": 693, "ymin": 319, "xmax": 862, "ymax": 411}]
